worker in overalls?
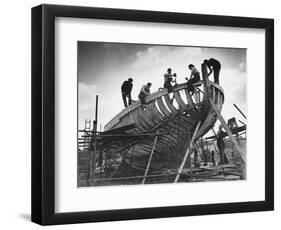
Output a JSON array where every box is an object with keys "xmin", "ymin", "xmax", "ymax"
[{"xmin": 217, "ymin": 125, "xmax": 226, "ymax": 165}]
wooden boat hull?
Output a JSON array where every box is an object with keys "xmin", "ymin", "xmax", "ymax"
[{"xmin": 103, "ymin": 80, "xmax": 224, "ymax": 175}]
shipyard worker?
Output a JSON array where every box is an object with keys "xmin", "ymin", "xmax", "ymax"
[
  {"xmin": 186, "ymin": 64, "xmax": 200, "ymax": 93},
  {"xmin": 204, "ymin": 58, "xmax": 221, "ymax": 84},
  {"xmin": 163, "ymin": 68, "xmax": 177, "ymax": 93},
  {"xmin": 121, "ymin": 78, "xmax": 133, "ymax": 108},
  {"xmin": 217, "ymin": 125, "xmax": 226, "ymax": 165},
  {"xmin": 138, "ymin": 82, "xmax": 152, "ymax": 106}
]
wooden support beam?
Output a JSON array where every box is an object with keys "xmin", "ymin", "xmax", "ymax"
[
  {"xmin": 234, "ymin": 103, "xmax": 247, "ymax": 119},
  {"xmin": 193, "ymin": 143, "xmax": 203, "ymax": 162},
  {"xmin": 174, "ymin": 121, "xmax": 201, "ymax": 183},
  {"xmin": 90, "ymin": 95, "xmax": 99, "ymax": 183},
  {"xmin": 184, "ymin": 88, "xmax": 195, "ymax": 108},
  {"xmin": 209, "ymin": 99, "xmax": 245, "ymax": 164},
  {"xmin": 90, "ymin": 138, "xmax": 97, "ymax": 182},
  {"xmin": 209, "ymin": 98, "xmax": 246, "ymax": 179},
  {"xmin": 142, "ymin": 134, "xmax": 159, "ymax": 184},
  {"xmin": 193, "ymin": 87, "xmax": 200, "ymax": 104}
]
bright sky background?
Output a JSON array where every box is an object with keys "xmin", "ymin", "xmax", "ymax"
[{"xmin": 78, "ymin": 42, "xmax": 247, "ymax": 133}]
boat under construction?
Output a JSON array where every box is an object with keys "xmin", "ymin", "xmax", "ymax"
[{"xmin": 78, "ymin": 63, "xmax": 246, "ymax": 187}]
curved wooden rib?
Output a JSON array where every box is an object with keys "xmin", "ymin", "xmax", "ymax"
[
  {"xmin": 164, "ymin": 95, "xmax": 177, "ymax": 114},
  {"xmin": 174, "ymin": 91, "xmax": 188, "ymax": 111},
  {"xmin": 156, "ymin": 97, "xmax": 171, "ymax": 117},
  {"xmin": 184, "ymin": 88, "xmax": 195, "ymax": 109}
]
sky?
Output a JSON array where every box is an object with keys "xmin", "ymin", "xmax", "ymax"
[{"xmin": 78, "ymin": 42, "xmax": 247, "ymax": 134}]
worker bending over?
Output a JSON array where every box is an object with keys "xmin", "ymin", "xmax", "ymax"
[
  {"xmin": 138, "ymin": 82, "xmax": 152, "ymax": 107},
  {"xmin": 204, "ymin": 58, "xmax": 221, "ymax": 84}
]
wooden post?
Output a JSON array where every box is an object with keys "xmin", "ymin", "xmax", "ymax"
[
  {"xmin": 188, "ymin": 127, "xmax": 192, "ymax": 176},
  {"xmin": 90, "ymin": 125, "xmax": 97, "ymax": 183},
  {"xmin": 95, "ymin": 95, "xmax": 98, "ymax": 123},
  {"xmin": 194, "ymin": 143, "xmax": 203, "ymax": 165},
  {"xmin": 174, "ymin": 121, "xmax": 201, "ymax": 183},
  {"xmin": 209, "ymin": 99, "xmax": 246, "ymax": 178},
  {"xmin": 233, "ymin": 103, "xmax": 247, "ymax": 119},
  {"xmin": 130, "ymin": 145, "xmax": 135, "ymax": 166},
  {"xmin": 175, "ymin": 113, "xmax": 181, "ymax": 167},
  {"xmin": 90, "ymin": 95, "xmax": 99, "ymax": 183},
  {"xmin": 194, "ymin": 87, "xmax": 200, "ymax": 104},
  {"xmin": 142, "ymin": 134, "xmax": 159, "ymax": 184},
  {"xmin": 201, "ymin": 63, "xmax": 211, "ymax": 98}
]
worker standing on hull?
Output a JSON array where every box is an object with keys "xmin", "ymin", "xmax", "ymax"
[
  {"xmin": 204, "ymin": 58, "xmax": 221, "ymax": 84},
  {"xmin": 217, "ymin": 125, "xmax": 226, "ymax": 165},
  {"xmin": 163, "ymin": 68, "xmax": 177, "ymax": 93},
  {"xmin": 121, "ymin": 78, "xmax": 133, "ymax": 108}
]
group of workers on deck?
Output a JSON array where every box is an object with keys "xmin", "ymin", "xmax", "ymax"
[{"xmin": 121, "ymin": 58, "xmax": 221, "ymax": 109}]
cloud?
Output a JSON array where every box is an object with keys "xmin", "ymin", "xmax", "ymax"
[
  {"xmin": 220, "ymin": 68, "xmax": 247, "ymax": 120},
  {"xmin": 132, "ymin": 46, "xmax": 202, "ymax": 70},
  {"xmin": 78, "ymin": 43, "xmax": 247, "ymax": 132},
  {"xmin": 78, "ymin": 82, "xmax": 124, "ymax": 130},
  {"xmin": 238, "ymin": 62, "xmax": 246, "ymax": 72},
  {"xmin": 78, "ymin": 82, "xmax": 97, "ymax": 109}
]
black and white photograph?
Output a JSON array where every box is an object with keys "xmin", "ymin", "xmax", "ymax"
[
  {"xmin": 77, "ymin": 42, "xmax": 247, "ymax": 187},
  {"xmin": 29, "ymin": 3, "xmax": 274, "ymax": 226}
]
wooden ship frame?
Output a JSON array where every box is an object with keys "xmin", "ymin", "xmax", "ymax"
[{"xmin": 78, "ymin": 63, "xmax": 246, "ymax": 187}]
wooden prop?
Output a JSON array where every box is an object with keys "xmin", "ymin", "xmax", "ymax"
[{"xmin": 174, "ymin": 121, "xmax": 201, "ymax": 183}]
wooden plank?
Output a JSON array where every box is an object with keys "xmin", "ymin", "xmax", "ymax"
[
  {"xmin": 136, "ymin": 109, "xmax": 155, "ymax": 129},
  {"xmin": 180, "ymin": 113, "xmax": 196, "ymax": 123},
  {"xmin": 102, "ymin": 123, "xmax": 136, "ymax": 134},
  {"xmin": 142, "ymin": 134, "xmax": 159, "ymax": 184},
  {"xmin": 145, "ymin": 102, "xmax": 165, "ymax": 123},
  {"xmin": 125, "ymin": 110, "xmax": 146, "ymax": 133},
  {"xmin": 174, "ymin": 121, "xmax": 202, "ymax": 183}
]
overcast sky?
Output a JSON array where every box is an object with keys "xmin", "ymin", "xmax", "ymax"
[{"xmin": 78, "ymin": 42, "xmax": 246, "ymax": 133}]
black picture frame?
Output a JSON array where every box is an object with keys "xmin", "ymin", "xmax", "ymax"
[{"xmin": 31, "ymin": 4, "xmax": 274, "ymax": 225}]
